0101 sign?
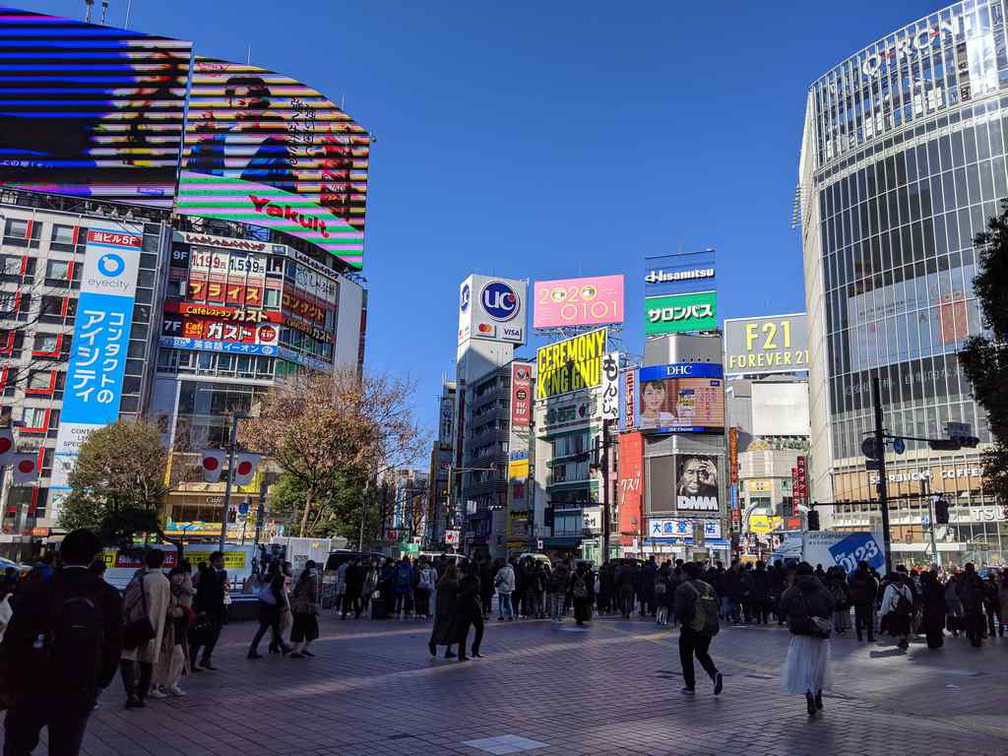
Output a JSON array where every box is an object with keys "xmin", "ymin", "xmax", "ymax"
[{"xmin": 533, "ymin": 275, "xmax": 625, "ymax": 329}]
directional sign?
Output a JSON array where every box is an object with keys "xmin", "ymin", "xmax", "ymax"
[
  {"xmin": 861, "ymin": 437, "xmax": 883, "ymax": 460},
  {"xmin": 892, "ymin": 437, "xmax": 906, "ymax": 455}
]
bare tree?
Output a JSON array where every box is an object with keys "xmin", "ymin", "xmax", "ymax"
[{"xmin": 243, "ymin": 367, "xmax": 425, "ymax": 537}]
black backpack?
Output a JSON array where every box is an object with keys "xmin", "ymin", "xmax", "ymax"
[{"xmin": 48, "ymin": 586, "xmax": 105, "ymax": 689}]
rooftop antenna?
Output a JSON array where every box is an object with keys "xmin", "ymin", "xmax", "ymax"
[
  {"xmin": 84, "ymin": 0, "xmax": 94, "ymax": 22},
  {"xmin": 124, "ymin": 0, "xmax": 133, "ymax": 27},
  {"xmin": 246, "ymin": 44, "xmax": 252, "ymax": 65},
  {"xmin": 100, "ymin": 0, "xmax": 109, "ymax": 24}
]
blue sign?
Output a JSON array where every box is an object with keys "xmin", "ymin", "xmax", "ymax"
[
  {"xmin": 480, "ymin": 280, "xmax": 519, "ymax": 321},
  {"xmin": 638, "ymin": 362, "xmax": 723, "ymax": 382},
  {"xmin": 828, "ymin": 532, "xmax": 886, "ymax": 575},
  {"xmin": 460, "ymin": 283, "xmax": 470, "ymax": 312},
  {"xmin": 158, "ymin": 337, "xmax": 277, "ymax": 356},
  {"xmin": 644, "ymin": 249, "xmax": 716, "ymax": 296}
]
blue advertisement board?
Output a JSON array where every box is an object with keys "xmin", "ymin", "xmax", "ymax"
[{"xmin": 643, "ymin": 249, "xmax": 716, "ymax": 297}]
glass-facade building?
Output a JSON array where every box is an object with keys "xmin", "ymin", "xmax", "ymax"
[{"xmin": 799, "ymin": 0, "xmax": 1007, "ymax": 566}]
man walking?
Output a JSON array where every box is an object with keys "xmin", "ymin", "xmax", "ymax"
[
  {"xmin": 849, "ymin": 561, "xmax": 879, "ymax": 642},
  {"xmin": 673, "ymin": 561, "xmax": 723, "ymax": 696},
  {"xmin": 549, "ymin": 558, "xmax": 570, "ymax": 625},
  {"xmin": 191, "ymin": 551, "xmax": 227, "ymax": 670},
  {"xmin": 2, "ymin": 529, "xmax": 122, "ymax": 755}
]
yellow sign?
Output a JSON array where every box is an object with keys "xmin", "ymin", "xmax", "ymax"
[
  {"xmin": 186, "ymin": 549, "xmax": 247, "ymax": 569},
  {"xmin": 508, "ymin": 459, "xmax": 529, "ymax": 480},
  {"xmin": 536, "ymin": 328, "xmax": 607, "ymax": 400},
  {"xmin": 749, "ymin": 514, "xmax": 783, "ymax": 534},
  {"xmin": 748, "ymin": 478, "xmax": 772, "ymax": 493}
]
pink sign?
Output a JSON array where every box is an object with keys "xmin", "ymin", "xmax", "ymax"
[{"xmin": 533, "ymin": 275, "xmax": 625, "ymax": 328}]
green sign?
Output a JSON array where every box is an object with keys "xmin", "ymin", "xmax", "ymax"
[{"xmin": 645, "ymin": 291, "xmax": 717, "ymax": 335}]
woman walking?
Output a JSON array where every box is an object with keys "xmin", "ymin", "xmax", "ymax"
[
  {"xmin": 570, "ymin": 561, "xmax": 595, "ymax": 627},
  {"xmin": 429, "ymin": 563, "xmax": 459, "ymax": 659},
  {"xmin": 290, "ymin": 561, "xmax": 320, "ymax": 658},
  {"xmin": 248, "ymin": 567, "xmax": 291, "ymax": 658},
  {"xmin": 881, "ymin": 571, "xmax": 914, "ymax": 650},
  {"xmin": 779, "ymin": 562, "xmax": 835, "ymax": 717},
  {"xmin": 151, "ymin": 565, "xmax": 195, "ymax": 697},
  {"xmin": 944, "ymin": 573, "xmax": 963, "ymax": 638}
]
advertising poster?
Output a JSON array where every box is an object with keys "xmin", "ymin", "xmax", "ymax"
[
  {"xmin": 617, "ymin": 432, "xmax": 644, "ymax": 539},
  {"xmin": 622, "ymin": 368, "xmax": 636, "ymax": 430},
  {"xmin": 177, "ymin": 57, "xmax": 370, "ymax": 268},
  {"xmin": 723, "ymin": 313, "xmax": 810, "ymax": 375},
  {"xmin": 645, "ymin": 291, "xmax": 718, "ymax": 335},
  {"xmin": 846, "ymin": 268, "xmax": 976, "ymax": 372},
  {"xmin": 600, "ymin": 352, "xmax": 620, "ymax": 421},
  {"xmin": 533, "ymin": 275, "xmax": 624, "ymax": 328},
  {"xmin": 0, "ymin": 9, "xmax": 192, "ymax": 206},
  {"xmin": 644, "ymin": 249, "xmax": 716, "ymax": 296},
  {"xmin": 458, "ymin": 274, "xmax": 527, "ymax": 346},
  {"xmin": 510, "ymin": 362, "xmax": 533, "ymax": 427},
  {"xmin": 638, "ymin": 363, "xmax": 724, "ymax": 432},
  {"xmin": 51, "ymin": 226, "xmax": 144, "ymax": 489},
  {"xmin": 536, "ymin": 328, "xmax": 607, "ymax": 400},
  {"xmin": 675, "ymin": 454, "xmax": 720, "ymax": 512},
  {"xmin": 648, "ymin": 518, "xmax": 722, "ymax": 541},
  {"xmin": 438, "ymin": 396, "xmax": 455, "ymax": 451}
]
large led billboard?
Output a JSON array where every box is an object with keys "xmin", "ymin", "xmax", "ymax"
[
  {"xmin": 176, "ymin": 58, "xmax": 370, "ymax": 268},
  {"xmin": 0, "ymin": 8, "xmax": 192, "ymax": 207},
  {"xmin": 637, "ymin": 363, "xmax": 724, "ymax": 432},
  {"xmin": 533, "ymin": 275, "xmax": 624, "ymax": 328}
]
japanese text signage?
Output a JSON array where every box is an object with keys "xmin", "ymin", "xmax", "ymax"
[
  {"xmin": 600, "ymin": 352, "xmax": 620, "ymax": 421},
  {"xmin": 510, "ymin": 362, "xmax": 532, "ymax": 427},
  {"xmin": 645, "ymin": 291, "xmax": 718, "ymax": 335},
  {"xmin": 536, "ymin": 328, "xmax": 607, "ymax": 400},
  {"xmin": 51, "ymin": 226, "xmax": 144, "ymax": 489},
  {"xmin": 723, "ymin": 313, "xmax": 809, "ymax": 376},
  {"xmin": 648, "ymin": 518, "xmax": 722, "ymax": 541}
]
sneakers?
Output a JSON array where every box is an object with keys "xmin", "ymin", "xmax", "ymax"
[
  {"xmin": 148, "ymin": 687, "xmax": 168, "ymax": 699},
  {"xmin": 167, "ymin": 686, "xmax": 186, "ymax": 697},
  {"xmin": 680, "ymin": 687, "xmax": 695, "ymax": 695},
  {"xmin": 302, "ymin": 649, "xmax": 316, "ymax": 658},
  {"xmin": 199, "ymin": 660, "xmax": 218, "ymax": 671},
  {"xmin": 713, "ymin": 672, "xmax": 723, "ymax": 696}
]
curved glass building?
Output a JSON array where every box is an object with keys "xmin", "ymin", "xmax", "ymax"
[{"xmin": 798, "ymin": 1, "xmax": 1006, "ymax": 565}]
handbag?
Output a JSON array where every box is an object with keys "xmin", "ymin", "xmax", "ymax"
[
  {"xmin": 122, "ymin": 574, "xmax": 156, "ymax": 651},
  {"xmin": 788, "ymin": 591, "xmax": 833, "ymax": 639}
]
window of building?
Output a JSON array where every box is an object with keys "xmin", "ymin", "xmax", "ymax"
[
  {"xmin": 21, "ymin": 406, "xmax": 48, "ymax": 430},
  {"xmin": 27, "ymin": 371, "xmax": 53, "ymax": 391},
  {"xmin": 264, "ymin": 288, "xmax": 281, "ymax": 308},
  {"xmin": 45, "ymin": 259, "xmax": 70, "ymax": 281},
  {"xmin": 34, "ymin": 333, "xmax": 58, "ymax": 354},
  {"xmin": 50, "ymin": 224, "xmax": 76, "ymax": 251}
]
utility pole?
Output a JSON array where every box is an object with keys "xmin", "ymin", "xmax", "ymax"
[
  {"xmin": 217, "ymin": 412, "xmax": 245, "ymax": 551},
  {"xmin": 872, "ymin": 377, "xmax": 893, "ymax": 575},
  {"xmin": 922, "ymin": 477, "xmax": 939, "ymax": 569}
]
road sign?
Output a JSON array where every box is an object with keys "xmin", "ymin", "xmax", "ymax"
[
  {"xmin": 892, "ymin": 437, "xmax": 906, "ymax": 455},
  {"xmin": 861, "ymin": 438, "xmax": 882, "ymax": 459}
]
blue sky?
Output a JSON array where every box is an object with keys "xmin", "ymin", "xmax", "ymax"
[{"xmin": 27, "ymin": 0, "xmax": 945, "ymax": 432}]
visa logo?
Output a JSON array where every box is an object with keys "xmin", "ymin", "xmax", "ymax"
[{"xmin": 502, "ymin": 327, "xmax": 523, "ymax": 339}]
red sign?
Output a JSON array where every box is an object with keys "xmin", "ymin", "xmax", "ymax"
[
  {"xmin": 87, "ymin": 230, "xmax": 142, "ymax": 248},
  {"xmin": 729, "ymin": 427, "xmax": 739, "ymax": 485},
  {"xmin": 165, "ymin": 315, "xmax": 278, "ymax": 346},
  {"xmin": 510, "ymin": 362, "xmax": 532, "ymax": 427},
  {"xmin": 166, "ymin": 301, "xmax": 280, "ymax": 323},
  {"xmin": 624, "ymin": 370, "xmax": 635, "ymax": 429},
  {"xmin": 282, "ymin": 291, "xmax": 326, "ymax": 323},
  {"xmin": 617, "ymin": 431, "xmax": 644, "ymax": 536}
]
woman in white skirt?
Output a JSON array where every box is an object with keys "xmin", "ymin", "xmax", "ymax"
[{"xmin": 779, "ymin": 562, "xmax": 837, "ymax": 716}]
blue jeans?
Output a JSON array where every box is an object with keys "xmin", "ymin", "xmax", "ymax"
[{"xmin": 498, "ymin": 592, "xmax": 513, "ymax": 618}]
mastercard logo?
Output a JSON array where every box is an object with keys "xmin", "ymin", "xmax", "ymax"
[{"xmin": 477, "ymin": 323, "xmax": 495, "ymax": 333}]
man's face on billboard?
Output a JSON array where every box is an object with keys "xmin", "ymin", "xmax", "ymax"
[{"xmin": 681, "ymin": 458, "xmax": 709, "ymax": 494}]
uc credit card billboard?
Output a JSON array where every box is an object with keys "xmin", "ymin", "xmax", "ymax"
[
  {"xmin": 533, "ymin": 275, "xmax": 624, "ymax": 328},
  {"xmin": 458, "ymin": 274, "xmax": 527, "ymax": 345}
]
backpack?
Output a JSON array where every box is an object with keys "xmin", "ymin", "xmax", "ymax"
[
  {"xmin": 686, "ymin": 581, "xmax": 720, "ymax": 636},
  {"xmin": 893, "ymin": 586, "xmax": 913, "ymax": 617},
  {"xmin": 395, "ymin": 564, "xmax": 411, "ymax": 589},
  {"xmin": 573, "ymin": 576, "xmax": 587, "ymax": 599},
  {"xmin": 47, "ymin": 586, "xmax": 105, "ymax": 689},
  {"xmin": 655, "ymin": 578, "xmax": 667, "ymax": 595},
  {"xmin": 419, "ymin": 567, "xmax": 433, "ymax": 591},
  {"xmin": 830, "ymin": 582, "xmax": 848, "ymax": 606}
]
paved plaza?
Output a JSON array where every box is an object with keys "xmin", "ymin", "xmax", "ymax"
[{"xmin": 6, "ymin": 613, "xmax": 1007, "ymax": 756}]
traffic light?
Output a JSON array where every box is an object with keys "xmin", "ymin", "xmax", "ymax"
[
  {"xmin": 929, "ymin": 439, "xmax": 961, "ymax": 451},
  {"xmin": 807, "ymin": 510, "xmax": 820, "ymax": 531},
  {"xmin": 934, "ymin": 497, "xmax": 949, "ymax": 524},
  {"xmin": 959, "ymin": 436, "xmax": 980, "ymax": 448}
]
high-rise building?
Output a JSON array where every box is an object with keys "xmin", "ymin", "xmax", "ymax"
[{"xmin": 798, "ymin": 1, "xmax": 1006, "ymax": 565}]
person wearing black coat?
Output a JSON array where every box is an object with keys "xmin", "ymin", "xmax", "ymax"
[
  {"xmin": 779, "ymin": 562, "xmax": 836, "ymax": 716},
  {"xmin": 455, "ymin": 563, "xmax": 484, "ymax": 660},
  {"xmin": 569, "ymin": 562, "xmax": 595, "ymax": 626},
  {"xmin": 920, "ymin": 569, "xmax": 946, "ymax": 649},
  {"xmin": 615, "ymin": 562, "xmax": 636, "ymax": 618},
  {"xmin": 343, "ymin": 559, "xmax": 365, "ymax": 619},
  {"xmin": 190, "ymin": 552, "xmax": 228, "ymax": 670},
  {"xmin": 639, "ymin": 557, "xmax": 657, "ymax": 617},
  {"xmin": 849, "ymin": 561, "xmax": 879, "ymax": 642},
  {"xmin": 750, "ymin": 562, "xmax": 771, "ymax": 624},
  {"xmin": 429, "ymin": 565, "xmax": 459, "ymax": 659}
]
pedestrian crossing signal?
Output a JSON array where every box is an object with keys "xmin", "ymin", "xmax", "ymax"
[
  {"xmin": 934, "ymin": 497, "xmax": 949, "ymax": 524},
  {"xmin": 807, "ymin": 510, "xmax": 820, "ymax": 531}
]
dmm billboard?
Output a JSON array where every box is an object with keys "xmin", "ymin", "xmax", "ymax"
[{"xmin": 533, "ymin": 275, "xmax": 624, "ymax": 328}]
